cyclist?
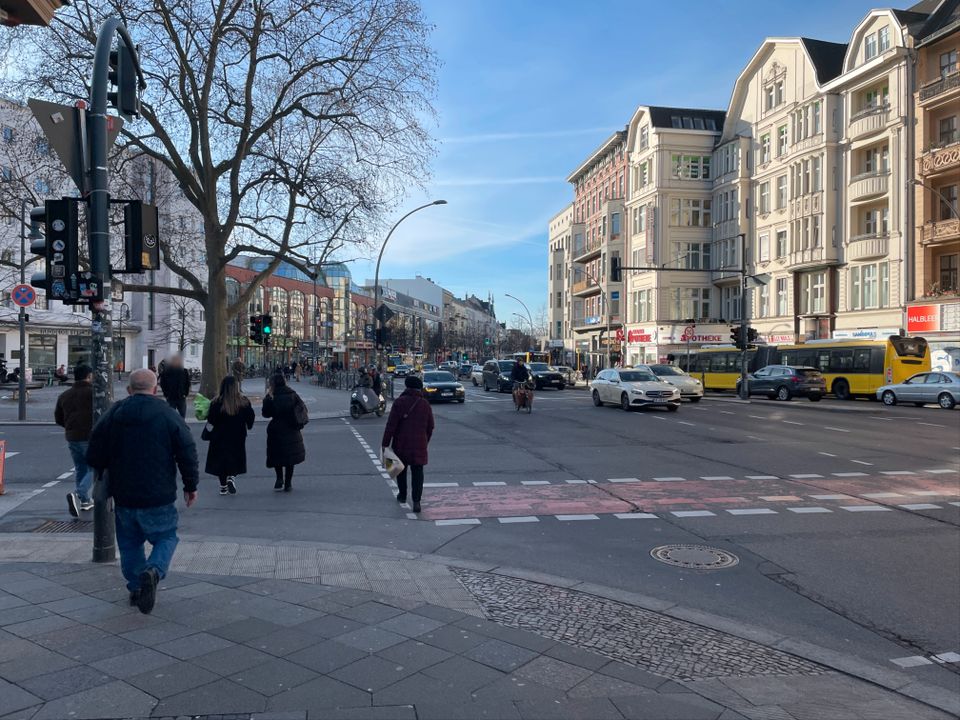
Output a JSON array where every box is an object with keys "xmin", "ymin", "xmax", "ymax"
[{"xmin": 510, "ymin": 359, "xmax": 531, "ymax": 407}]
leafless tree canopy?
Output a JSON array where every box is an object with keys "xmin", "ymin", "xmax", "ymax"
[{"xmin": 3, "ymin": 0, "xmax": 437, "ymax": 393}]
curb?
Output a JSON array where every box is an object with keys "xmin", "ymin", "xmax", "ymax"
[{"xmin": 0, "ymin": 421, "xmax": 57, "ymax": 426}]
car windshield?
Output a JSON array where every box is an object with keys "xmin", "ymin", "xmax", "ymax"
[
  {"xmin": 529, "ymin": 363, "xmax": 550, "ymax": 371},
  {"xmin": 424, "ymin": 371, "xmax": 455, "ymax": 383},
  {"xmin": 422, "ymin": 364, "xmax": 435, "ymax": 370},
  {"xmin": 498, "ymin": 362, "xmax": 514, "ymax": 372},
  {"xmin": 650, "ymin": 365, "xmax": 684, "ymax": 376},
  {"xmin": 619, "ymin": 371, "xmax": 656, "ymax": 382},
  {"xmin": 396, "ymin": 365, "xmax": 409, "ymax": 370}
]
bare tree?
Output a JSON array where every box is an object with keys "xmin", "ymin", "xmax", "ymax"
[
  {"xmin": 4, "ymin": 0, "xmax": 437, "ymax": 394},
  {"xmin": 159, "ymin": 295, "xmax": 205, "ymax": 354}
]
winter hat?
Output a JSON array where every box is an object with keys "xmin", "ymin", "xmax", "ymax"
[{"xmin": 405, "ymin": 375, "xmax": 423, "ymax": 389}]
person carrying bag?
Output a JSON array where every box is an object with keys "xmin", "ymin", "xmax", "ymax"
[
  {"xmin": 202, "ymin": 376, "xmax": 255, "ymax": 495},
  {"xmin": 262, "ymin": 372, "xmax": 308, "ymax": 492},
  {"xmin": 381, "ymin": 375, "xmax": 434, "ymax": 513}
]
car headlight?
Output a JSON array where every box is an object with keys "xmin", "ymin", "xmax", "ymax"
[
  {"xmin": 425, "ymin": 387, "xmax": 437, "ymax": 393},
  {"xmin": 693, "ymin": 379, "xmax": 701, "ymax": 385},
  {"xmin": 631, "ymin": 389, "xmax": 644, "ymax": 394},
  {"xmin": 500, "ymin": 374, "xmax": 509, "ymax": 380}
]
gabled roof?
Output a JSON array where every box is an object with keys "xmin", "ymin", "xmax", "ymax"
[
  {"xmin": 800, "ymin": 38, "xmax": 848, "ymax": 84},
  {"xmin": 892, "ymin": 8, "xmax": 931, "ymax": 25},
  {"xmin": 646, "ymin": 107, "xmax": 726, "ymax": 131}
]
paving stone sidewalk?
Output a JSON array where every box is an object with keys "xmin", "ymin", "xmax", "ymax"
[{"xmin": 0, "ymin": 546, "xmax": 952, "ymax": 719}]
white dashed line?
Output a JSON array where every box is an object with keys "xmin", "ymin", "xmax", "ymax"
[
  {"xmin": 521, "ymin": 480, "xmax": 551, "ymax": 486},
  {"xmin": 950, "ymin": 502, "xmax": 960, "ymax": 507},
  {"xmin": 653, "ymin": 477, "xmax": 686, "ymax": 482},
  {"xmin": 671, "ymin": 510, "xmax": 716, "ymax": 517},
  {"xmin": 700, "ymin": 476, "xmax": 734, "ymax": 480},
  {"xmin": 832, "ymin": 472, "xmax": 868, "ymax": 477},
  {"xmin": 435, "ymin": 518, "xmax": 481, "ymax": 526},
  {"xmin": 473, "ymin": 481, "xmax": 506, "ymax": 486},
  {"xmin": 760, "ymin": 495, "xmax": 802, "ymax": 501},
  {"xmin": 614, "ymin": 513, "xmax": 658, "ymax": 519},
  {"xmin": 934, "ymin": 652, "xmax": 960, "ymax": 663},
  {"xmin": 862, "ymin": 492, "xmax": 905, "ymax": 499},
  {"xmin": 41, "ymin": 481, "xmax": 59, "ymax": 488},
  {"xmin": 823, "ymin": 426, "xmax": 850, "ymax": 433},
  {"xmin": 890, "ymin": 656, "xmax": 933, "ymax": 668},
  {"xmin": 790, "ymin": 474, "xmax": 823, "ymax": 479},
  {"xmin": 651, "ymin": 416, "xmax": 666, "ymax": 421},
  {"xmin": 909, "ymin": 490, "xmax": 941, "ymax": 496},
  {"xmin": 497, "ymin": 516, "xmax": 539, "ymax": 524},
  {"xmin": 405, "ymin": 512, "xmax": 418, "ymax": 519},
  {"xmin": 782, "ymin": 421, "xmax": 803, "ymax": 426},
  {"xmin": 917, "ymin": 422, "xmax": 944, "ymax": 428},
  {"xmin": 924, "ymin": 469, "xmax": 957, "ymax": 475},
  {"xmin": 840, "ymin": 505, "xmax": 892, "ymax": 512},
  {"xmin": 555, "ymin": 514, "xmax": 599, "ymax": 521},
  {"xmin": 608, "ymin": 478, "xmax": 639, "ymax": 483},
  {"xmin": 818, "ymin": 452, "xmax": 837, "ymax": 458},
  {"xmin": 810, "ymin": 494, "xmax": 848, "ymax": 500},
  {"xmin": 746, "ymin": 475, "xmax": 779, "ymax": 480},
  {"xmin": 57, "ymin": 471, "xmax": 74, "ymax": 480},
  {"xmin": 564, "ymin": 479, "xmax": 588, "ymax": 484},
  {"xmin": 898, "ymin": 504, "xmax": 942, "ymax": 510},
  {"xmin": 726, "ymin": 508, "xmax": 777, "ymax": 515},
  {"xmin": 851, "ymin": 460, "xmax": 873, "ymax": 466},
  {"xmin": 677, "ymin": 421, "xmax": 695, "ymax": 427},
  {"xmin": 788, "ymin": 507, "xmax": 832, "ymax": 514},
  {"xmin": 720, "ymin": 410, "xmax": 735, "ymax": 415},
  {"xmin": 424, "ymin": 482, "xmax": 458, "ymax": 488},
  {"xmin": 880, "ymin": 471, "xmax": 915, "ymax": 476},
  {"xmin": 748, "ymin": 415, "xmax": 765, "ymax": 419}
]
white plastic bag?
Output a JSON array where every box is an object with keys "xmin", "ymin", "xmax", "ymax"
[{"xmin": 381, "ymin": 446, "xmax": 405, "ymax": 479}]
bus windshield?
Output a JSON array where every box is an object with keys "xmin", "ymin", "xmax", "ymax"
[{"xmin": 889, "ymin": 336, "xmax": 928, "ymax": 358}]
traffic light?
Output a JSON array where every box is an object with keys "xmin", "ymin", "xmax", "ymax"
[
  {"xmin": 746, "ymin": 327, "xmax": 759, "ymax": 346},
  {"xmin": 108, "ymin": 42, "xmax": 140, "ymax": 119},
  {"xmin": 484, "ymin": 337, "xmax": 490, "ymax": 346},
  {"xmin": 122, "ymin": 201, "xmax": 160, "ymax": 272},
  {"xmin": 610, "ymin": 256, "xmax": 622, "ymax": 283},
  {"xmin": 261, "ymin": 314, "xmax": 272, "ymax": 347},
  {"xmin": 730, "ymin": 325, "xmax": 743, "ymax": 349},
  {"xmin": 249, "ymin": 315, "xmax": 263, "ymax": 344},
  {"xmin": 30, "ymin": 198, "xmax": 79, "ymax": 302}
]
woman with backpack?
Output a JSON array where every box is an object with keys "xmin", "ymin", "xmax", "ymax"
[
  {"xmin": 262, "ymin": 372, "xmax": 308, "ymax": 492},
  {"xmin": 381, "ymin": 375, "xmax": 435, "ymax": 513},
  {"xmin": 203, "ymin": 375, "xmax": 256, "ymax": 495}
]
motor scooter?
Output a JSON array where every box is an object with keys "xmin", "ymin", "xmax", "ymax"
[{"xmin": 350, "ymin": 384, "xmax": 386, "ymax": 419}]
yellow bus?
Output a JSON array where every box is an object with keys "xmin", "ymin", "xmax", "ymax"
[
  {"xmin": 386, "ymin": 354, "xmax": 402, "ymax": 372},
  {"xmin": 512, "ymin": 351, "xmax": 550, "ymax": 364},
  {"xmin": 678, "ymin": 336, "xmax": 930, "ymax": 399}
]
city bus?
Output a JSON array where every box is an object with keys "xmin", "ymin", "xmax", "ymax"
[
  {"xmin": 512, "ymin": 351, "xmax": 550, "ymax": 364},
  {"xmin": 678, "ymin": 336, "xmax": 930, "ymax": 398},
  {"xmin": 386, "ymin": 354, "xmax": 402, "ymax": 372}
]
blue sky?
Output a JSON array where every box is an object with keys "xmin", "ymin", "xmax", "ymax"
[{"xmin": 351, "ymin": 0, "xmax": 879, "ymax": 327}]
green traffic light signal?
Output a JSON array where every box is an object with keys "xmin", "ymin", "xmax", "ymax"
[{"xmin": 262, "ymin": 314, "xmax": 273, "ymax": 335}]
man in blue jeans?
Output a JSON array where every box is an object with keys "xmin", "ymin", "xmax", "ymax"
[
  {"xmin": 54, "ymin": 364, "xmax": 95, "ymax": 517},
  {"xmin": 87, "ymin": 368, "xmax": 198, "ymax": 614}
]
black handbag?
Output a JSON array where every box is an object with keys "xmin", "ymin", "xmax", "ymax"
[{"xmin": 200, "ymin": 422, "xmax": 214, "ymax": 441}]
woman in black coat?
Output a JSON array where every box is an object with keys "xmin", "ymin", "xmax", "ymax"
[
  {"xmin": 204, "ymin": 376, "xmax": 255, "ymax": 495},
  {"xmin": 262, "ymin": 372, "xmax": 308, "ymax": 492}
]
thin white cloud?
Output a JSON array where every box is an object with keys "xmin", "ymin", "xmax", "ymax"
[
  {"xmin": 440, "ymin": 127, "xmax": 613, "ymax": 144},
  {"xmin": 433, "ymin": 176, "xmax": 564, "ymax": 187}
]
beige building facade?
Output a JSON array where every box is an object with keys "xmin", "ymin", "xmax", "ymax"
[{"xmin": 547, "ymin": 203, "xmax": 574, "ymax": 364}]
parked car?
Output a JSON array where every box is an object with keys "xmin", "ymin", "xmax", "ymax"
[
  {"xmin": 646, "ymin": 364, "xmax": 703, "ymax": 402},
  {"xmin": 422, "ymin": 371, "xmax": 465, "ymax": 403},
  {"xmin": 482, "ymin": 359, "xmax": 517, "ymax": 393},
  {"xmin": 553, "ymin": 365, "xmax": 578, "ymax": 385},
  {"xmin": 736, "ymin": 365, "xmax": 825, "ymax": 401},
  {"xmin": 470, "ymin": 364, "xmax": 484, "ymax": 386},
  {"xmin": 528, "ymin": 362, "xmax": 566, "ymax": 390},
  {"xmin": 877, "ymin": 371, "xmax": 959, "ymax": 409},
  {"xmin": 393, "ymin": 364, "xmax": 412, "ymax": 378},
  {"xmin": 590, "ymin": 368, "xmax": 681, "ymax": 411}
]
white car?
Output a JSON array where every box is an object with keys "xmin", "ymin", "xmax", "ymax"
[
  {"xmin": 470, "ymin": 364, "xmax": 484, "ymax": 386},
  {"xmin": 645, "ymin": 364, "xmax": 704, "ymax": 402},
  {"xmin": 590, "ymin": 368, "xmax": 681, "ymax": 411}
]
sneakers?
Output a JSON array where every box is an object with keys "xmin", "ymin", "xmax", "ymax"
[
  {"xmin": 219, "ymin": 484, "xmax": 229, "ymax": 495},
  {"xmin": 226, "ymin": 477, "xmax": 237, "ymax": 494},
  {"xmin": 78, "ymin": 499, "xmax": 94, "ymax": 511},
  {"xmin": 67, "ymin": 493, "xmax": 94, "ymax": 516},
  {"xmin": 136, "ymin": 567, "xmax": 159, "ymax": 614}
]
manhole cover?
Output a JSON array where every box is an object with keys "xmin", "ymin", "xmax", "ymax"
[
  {"xmin": 32, "ymin": 520, "xmax": 94, "ymax": 534},
  {"xmin": 650, "ymin": 544, "xmax": 739, "ymax": 569}
]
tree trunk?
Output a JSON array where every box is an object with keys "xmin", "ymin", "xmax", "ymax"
[{"xmin": 202, "ymin": 262, "xmax": 229, "ymax": 398}]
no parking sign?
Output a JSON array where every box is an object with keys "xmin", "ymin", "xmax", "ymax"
[{"xmin": 11, "ymin": 284, "xmax": 35, "ymax": 307}]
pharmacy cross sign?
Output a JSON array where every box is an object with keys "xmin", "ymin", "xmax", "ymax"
[{"xmin": 11, "ymin": 284, "xmax": 35, "ymax": 307}]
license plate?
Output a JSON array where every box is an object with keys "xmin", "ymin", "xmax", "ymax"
[
  {"xmin": 442, "ymin": 391, "xmax": 453, "ymax": 396},
  {"xmin": 551, "ymin": 379, "xmax": 560, "ymax": 384}
]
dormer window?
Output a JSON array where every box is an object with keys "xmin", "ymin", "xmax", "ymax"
[
  {"xmin": 764, "ymin": 80, "xmax": 784, "ymax": 111},
  {"xmin": 864, "ymin": 26, "xmax": 890, "ymax": 62},
  {"xmin": 639, "ymin": 125, "xmax": 649, "ymax": 150}
]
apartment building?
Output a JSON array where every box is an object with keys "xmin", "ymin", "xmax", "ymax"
[
  {"xmin": 623, "ymin": 106, "xmax": 725, "ymax": 366},
  {"xmin": 910, "ymin": 0, "xmax": 959, "ymax": 371},
  {"xmin": 567, "ymin": 130, "xmax": 628, "ymax": 371},
  {"xmin": 547, "ymin": 203, "xmax": 573, "ymax": 364}
]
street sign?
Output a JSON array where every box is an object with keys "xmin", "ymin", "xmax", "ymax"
[
  {"xmin": 374, "ymin": 304, "xmax": 394, "ymax": 323},
  {"xmin": 11, "ymin": 284, "xmax": 35, "ymax": 307},
  {"xmin": 610, "ymin": 291, "xmax": 620, "ymax": 300},
  {"xmin": 364, "ymin": 323, "xmax": 375, "ymax": 341}
]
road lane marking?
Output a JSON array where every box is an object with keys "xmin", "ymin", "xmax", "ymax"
[
  {"xmin": 924, "ymin": 469, "xmax": 957, "ymax": 474},
  {"xmin": 521, "ymin": 480, "xmax": 551, "ymax": 485},
  {"xmin": 782, "ymin": 421, "xmax": 803, "ymax": 426},
  {"xmin": 934, "ymin": 652, "xmax": 960, "ymax": 663},
  {"xmin": 435, "ymin": 518, "xmax": 481, "ymax": 526},
  {"xmin": 57, "ymin": 471, "xmax": 74, "ymax": 480},
  {"xmin": 747, "ymin": 475, "xmax": 779, "ymax": 480},
  {"xmin": 761, "ymin": 495, "xmax": 802, "ymax": 501},
  {"xmin": 909, "ymin": 490, "xmax": 941, "ymax": 496},
  {"xmin": 890, "ymin": 656, "xmax": 933, "ymax": 668},
  {"xmin": 42, "ymin": 481, "xmax": 59, "ymax": 488},
  {"xmin": 677, "ymin": 421, "xmax": 695, "ymax": 426},
  {"xmin": 726, "ymin": 508, "xmax": 777, "ymax": 515},
  {"xmin": 473, "ymin": 481, "xmax": 506, "ymax": 486},
  {"xmin": 851, "ymin": 460, "xmax": 873, "ymax": 466},
  {"xmin": 651, "ymin": 416, "xmax": 666, "ymax": 421},
  {"xmin": 671, "ymin": 510, "xmax": 716, "ymax": 517},
  {"xmin": 823, "ymin": 426, "xmax": 850, "ymax": 433},
  {"xmin": 555, "ymin": 514, "xmax": 599, "ymax": 521},
  {"xmin": 810, "ymin": 494, "xmax": 847, "ymax": 500},
  {"xmin": 746, "ymin": 435, "xmax": 764, "ymax": 440},
  {"xmin": 498, "ymin": 516, "xmax": 539, "ymax": 524},
  {"xmin": 720, "ymin": 410, "xmax": 735, "ymax": 415},
  {"xmin": 832, "ymin": 472, "xmax": 868, "ymax": 477},
  {"xmin": 898, "ymin": 504, "xmax": 942, "ymax": 510},
  {"xmin": 790, "ymin": 474, "xmax": 823, "ymax": 479},
  {"xmin": 653, "ymin": 477, "xmax": 686, "ymax": 482},
  {"xmin": 425, "ymin": 483, "xmax": 458, "ymax": 487},
  {"xmin": 818, "ymin": 452, "xmax": 837, "ymax": 457},
  {"xmin": 880, "ymin": 471, "xmax": 915, "ymax": 476},
  {"xmin": 608, "ymin": 478, "xmax": 640, "ymax": 483},
  {"xmin": 840, "ymin": 505, "xmax": 892, "ymax": 512},
  {"xmin": 788, "ymin": 507, "xmax": 832, "ymax": 514},
  {"xmin": 564, "ymin": 479, "xmax": 588, "ymax": 484},
  {"xmin": 917, "ymin": 422, "xmax": 945, "ymax": 427},
  {"xmin": 700, "ymin": 476, "xmax": 734, "ymax": 480},
  {"xmin": 749, "ymin": 415, "xmax": 765, "ymax": 419},
  {"xmin": 862, "ymin": 492, "xmax": 905, "ymax": 499},
  {"xmin": 614, "ymin": 513, "xmax": 658, "ymax": 519},
  {"xmin": 3, "ymin": 452, "xmax": 19, "ymax": 458},
  {"xmin": 950, "ymin": 502, "xmax": 960, "ymax": 507}
]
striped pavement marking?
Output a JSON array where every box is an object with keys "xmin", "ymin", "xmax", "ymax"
[
  {"xmin": 614, "ymin": 512, "xmax": 658, "ymax": 519},
  {"xmin": 760, "ymin": 495, "xmax": 801, "ymax": 501},
  {"xmin": 880, "ymin": 471, "xmax": 915, "ymax": 476},
  {"xmin": 4, "ymin": 451, "xmax": 19, "ymax": 458},
  {"xmin": 898, "ymin": 504, "xmax": 942, "ymax": 510},
  {"xmin": 746, "ymin": 475, "xmax": 779, "ymax": 480},
  {"xmin": 653, "ymin": 477, "xmax": 686, "ymax": 482},
  {"xmin": 435, "ymin": 518, "xmax": 481, "ymax": 526},
  {"xmin": 788, "ymin": 507, "xmax": 832, "ymax": 514},
  {"xmin": 671, "ymin": 510, "xmax": 716, "ymax": 517},
  {"xmin": 424, "ymin": 482, "xmax": 458, "ymax": 488},
  {"xmin": 823, "ymin": 426, "xmax": 850, "ymax": 432},
  {"xmin": 790, "ymin": 474, "xmax": 823, "ymax": 479},
  {"xmin": 891, "ymin": 656, "xmax": 933, "ymax": 668},
  {"xmin": 42, "ymin": 480, "xmax": 59, "ymax": 488},
  {"xmin": 950, "ymin": 502, "xmax": 960, "ymax": 507},
  {"xmin": 473, "ymin": 481, "xmax": 506, "ymax": 486},
  {"xmin": 840, "ymin": 505, "xmax": 892, "ymax": 512},
  {"xmin": 934, "ymin": 652, "xmax": 960, "ymax": 663},
  {"xmin": 862, "ymin": 492, "xmax": 906, "ymax": 499},
  {"xmin": 564, "ymin": 479, "xmax": 588, "ymax": 484},
  {"xmin": 925, "ymin": 469, "xmax": 958, "ymax": 474},
  {"xmin": 810, "ymin": 494, "xmax": 848, "ymax": 500},
  {"xmin": 608, "ymin": 478, "xmax": 640, "ymax": 483},
  {"xmin": 726, "ymin": 508, "xmax": 777, "ymax": 515},
  {"xmin": 521, "ymin": 480, "xmax": 551, "ymax": 485},
  {"xmin": 556, "ymin": 514, "xmax": 599, "ymax": 521},
  {"xmin": 57, "ymin": 471, "xmax": 74, "ymax": 480},
  {"xmin": 700, "ymin": 475, "xmax": 734, "ymax": 480},
  {"xmin": 851, "ymin": 460, "xmax": 873, "ymax": 466},
  {"xmin": 498, "ymin": 516, "xmax": 539, "ymax": 524},
  {"xmin": 832, "ymin": 472, "xmax": 869, "ymax": 477}
]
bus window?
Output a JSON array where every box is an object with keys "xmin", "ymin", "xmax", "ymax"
[
  {"xmin": 889, "ymin": 336, "xmax": 928, "ymax": 359},
  {"xmin": 796, "ymin": 350, "xmax": 815, "ymax": 367},
  {"xmin": 853, "ymin": 348, "xmax": 872, "ymax": 372},
  {"xmin": 871, "ymin": 347, "xmax": 885, "ymax": 373},
  {"xmin": 830, "ymin": 349, "xmax": 854, "ymax": 371},
  {"xmin": 816, "ymin": 350, "xmax": 830, "ymax": 372}
]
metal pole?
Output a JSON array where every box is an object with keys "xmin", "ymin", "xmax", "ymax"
[
  {"xmin": 739, "ymin": 234, "xmax": 750, "ymax": 401},
  {"xmin": 18, "ymin": 200, "xmax": 27, "ymax": 421}
]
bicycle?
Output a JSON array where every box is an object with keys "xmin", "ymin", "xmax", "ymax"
[{"xmin": 512, "ymin": 380, "xmax": 534, "ymax": 413}]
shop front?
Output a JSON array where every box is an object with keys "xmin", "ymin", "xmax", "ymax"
[{"xmin": 907, "ymin": 300, "xmax": 960, "ymax": 373}]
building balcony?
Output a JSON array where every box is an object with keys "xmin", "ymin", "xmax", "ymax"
[
  {"xmin": 572, "ymin": 241, "xmax": 602, "ymax": 262},
  {"xmin": 917, "ymin": 140, "xmax": 960, "ymax": 177},
  {"xmin": 572, "ymin": 316, "xmax": 603, "ymax": 331},
  {"xmin": 711, "ymin": 265, "xmax": 741, "ymax": 285},
  {"xmin": 848, "ymin": 105, "xmax": 889, "ymax": 141},
  {"xmin": 849, "ymin": 171, "xmax": 889, "ymax": 203},
  {"xmin": 846, "ymin": 233, "xmax": 889, "ymax": 261},
  {"xmin": 788, "ymin": 246, "xmax": 838, "ymax": 269},
  {"xmin": 918, "ymin": 69, "xmax": 960, "ymax": 103},
  {"xmin": 572, "ymin": 279, "xmax": 602, "ymax": 297},
  {"xmin": 920, "ymin": 218, "xmax": 960, "ymax": 245}
]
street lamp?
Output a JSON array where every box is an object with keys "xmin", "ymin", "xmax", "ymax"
[
  {"xmin": 911, "ymin": 178, "xmax": 959, "ymax": 218},
  {"xmin": 373, "ymin": 200, "xmax": 447, "ymax": 368}
]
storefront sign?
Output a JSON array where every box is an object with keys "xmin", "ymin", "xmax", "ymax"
[
  {"xmin": 759, "ymin": 333, "xmax": 796, "ymax": 344},
  {"xmin": 832, "ymin": 328, "xmax": 899, "ymax": 340},
  {"xmin": 907, "ymin": 304, "xmax": 940, "ymax": 333},
  {"xmin": 548, "ymin": 339, "xmax": 564, "ymax": 348},
  {"xmin": 626, "ymin": 328, "xmax": 655, "ymax": 343},
  {"xmin": 659, "ymin": 324, "xmax": 726, "ymax": 344}
]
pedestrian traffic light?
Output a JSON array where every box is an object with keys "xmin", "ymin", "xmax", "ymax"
[
  {"xmin": 122, "ymin": 201, "xmax": 160, "ymax": 272},
  {"xmin": 484, "ymin": 337, "xmax": 490, "ymax": 346},
  {"xmin": 249, "ymin": 315, "xmax": 263, "ymax": 344},
  {"xmin": 29, "ymin": 198, "xmax": 79, "ymax": 302},
  {"xmin": 610, "ymin": 256, "xmax": 622, "ymax": 283},
  {"xmin": 261, "ymin": 314, "xmax": 272, "ymax": 336},
  {"xmin": 746, "ymin": 327, "xmax": 759, "ymax": 346},
  {"xmin": 108, "ymin": 42, "xmax": 140, "ymax": 120}
]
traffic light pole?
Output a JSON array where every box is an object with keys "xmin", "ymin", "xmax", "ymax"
[{"xmin": 18, "ymin": 200, "xmax": 27, "ymax": 422}]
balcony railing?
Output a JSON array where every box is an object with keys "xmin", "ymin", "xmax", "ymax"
[
  {"xmin": 572, "ymin": 240, "xmax": 602, "ymax": 261},
  {"xmin": 789, "ymin": 246, "xmax": 835, "ymax": 268},
  {"xmin": 919, "ymin": 69, "xmax": 960, "ymax": 102},
  {"xmin": 920, "ymin": 218, "xmax": 960, "ymax": 244},
  {"xmin": 918, "ymin": 140, "xmax": 960, "ymax": 176},
  {"xmin": 572, "ymin": 279, "xmax": 601, "ymax": 296},
  {"xmin": 846, "ymin": 232, "xmax": 889, "ymax": 261},
  {"xmin": 848, "ymin": 104, "xmax": 889, "ymax": 140},
  {"xmin": 572, "ymin": 316, "xmax": 602, "ymax": 328},
  {"xmin": 849, "ymin": 171, "xmax": 889, "ymax": 202}
]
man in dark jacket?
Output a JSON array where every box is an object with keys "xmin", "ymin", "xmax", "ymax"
[
  {"xmin": 55, "ymin": 364, "xmax": 94, "ymax": 517},
  {"xmin": 510, "ymin": 359, "xmax": 530, "ymax": 384},
  {"xmin": 158, "ymin": 355, "xmax": 191, "ymax": 417},
  {"xmin": 87, "ymin": 368, "xmax": 199, "ymax": 614},
  {"xmin": 381, "ymin": 375, "xmax": 435, "ymax": 513}
]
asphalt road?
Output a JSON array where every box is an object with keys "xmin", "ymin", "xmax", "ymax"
[{"xmin": 2, "ymin": 383, "xmax": 958, "ymax": 696}]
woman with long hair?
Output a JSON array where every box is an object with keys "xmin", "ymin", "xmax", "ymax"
[
  {"xmin": 204, "ymin": 375, "xmax": 255, "ymax": 495},
  {"xmin": 262, "ymin": 372, "xmax": 308, "ymax": 491}
]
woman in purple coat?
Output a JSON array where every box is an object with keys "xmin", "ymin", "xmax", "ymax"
[{"xmin": 381, "ymin": 375, "xmax": 435, "ymax": 513}]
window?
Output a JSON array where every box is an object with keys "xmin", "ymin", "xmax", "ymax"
[
  {"xmin": 759, "ymin": 233, "xmax": 770, "ymax": 262},
  {"xmin": 850, "ymin": 262, "xmax": 890, "ymax": 309},
  {"xmin": 863, "ymin": 265, "xmax": 878, "ymax": 308},
  {"xmin": 812, "ymin": 216, "xmax": 822, "ymax": 248},
  {"xmin": 812, "ymin": 155, "xmax": 822, "ymax": 191},
  {"xmin": 632, "ymin": 289, "xmax": 654, "ymax": 322},
  {"xmin": 672, "ymin": 154, "xmax": 711, "ymax": 179},
  {"xmin": 760, "ymin": 134, "xmax": 771, "ymax": 164},
  {"xmin": 758, "ymin": 284, "xmax": 770, "ymax": 318},
  {"xmin": 675, "ymin": 243, "xmax": 712, "ymax": 270},
  {"xmin": 776, "ymin": 229, "xmax": 788, "ymax": 258},
  {"xmin": 639, "ymin": 126, "xmax": 649, "ymax": 149},
  {"xmin": 863, "ymin": 85, "xmax": 889, "ymax": 110},
  {"xmin": 721, "ymin": 286, "xmax": 741, "ymax": 321},
  {"xmin": 777, "ymin": 125, "xmax": 788, "ymax": 156},
  {"xmin": 776, "ymin": 278, "xmax": 788, "ymax": 315},
  {"xmin": 764, "ymin": 79, "xmax": 784, "ymax": 111},
  {"xmin": 864, "ymin": 32, "xmax": 878, "ymax": 61},
  {"xmin": 940, "ymin": 185, "xmax": 958, "ymax": 221},
  {"xmin": 670, "ymin": 198, "xmax": 712, "ymax": 227},
  {"xmin": 611, "ymin": 212, "xmax": 621, "ymax": 236},
  {"xmin": 941, "ymin": 254, "xmax": 959, "ymax": 291},
  {"xmin": 863, "ymin": 144, "xmax": 889, "ymax": 174},
  {"xmin": 776, "ymin": 175, "xmax": 787, "ymax": 209},
  {"xmin": 940, "ymin": 116, "xmax": 958, "ymax": 145},
  {"xmin": 879, "ymin": 262, "xmax": 890, "ymax": 306},
  {"xmin": 759, "ymin": 182, "xmax": 770, "ymax": 214},
  {"xmin": 812, "ymin": 102, "xmax": 822, "ymax": 134},
  {"xmin": 673, "ymin": 288, "xmax": 711, "ymax": 321},
  {"xmin": 864, "ymin": 206, "xmax": 889, "ymax": 235},
  {"xmin": 941, "ymin": 49, "xmax": 958, "ymax": 78},
  {"xmin": 878, "ymin": 26, "xmax": 890, "ymax": 53}
]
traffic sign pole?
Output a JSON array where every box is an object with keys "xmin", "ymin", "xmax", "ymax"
[{"xmin": 18, "ymin": 202, "xmax": 27, "ymax": 422}]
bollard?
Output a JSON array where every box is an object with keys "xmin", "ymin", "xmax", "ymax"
[{"xmin": 91, "ymin": 470, "xmax": 116, "ymax": 562}]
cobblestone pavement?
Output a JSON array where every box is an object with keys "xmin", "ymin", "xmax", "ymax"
[{"xmin": 453, "ymin": 568, "xmax": 823, "ymax": 681}]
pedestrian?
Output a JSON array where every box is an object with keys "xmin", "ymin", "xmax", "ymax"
[
  {"xmin": 159, "ymin": 354, "xmax": 191, "ymax": 418},
  {"xmin": 294, "ymin": 360, "xmax": 302, "ymax": 383},
  {"xmin": 54, "ymin": 364, "xmax": 95, "ymax": 518},
  {"xmin": 203, "ymin": 375, "xmax": 255, "ymax": 495},
  {"xmin": 232, "ymin": 357, "xmax": 245, "ymax": 390},
  {"xmin": 370, "ymin": 364, "xmax": 383, "ymax": 396},
  {"xmin": 381, "ymin": 375, "xmax": 434, "ymax": 513},
  {"xmin": 86, "ymin": 369, "xmax": 198, "ymax": 615},
  {"xmin": 262, "ymin": 372, "xmax": 308, "ymax": 492}
]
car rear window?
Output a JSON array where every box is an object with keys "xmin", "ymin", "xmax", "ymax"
[{"xmin": 795, "ymin": 368, "xmax": 822, "ymax": 377}]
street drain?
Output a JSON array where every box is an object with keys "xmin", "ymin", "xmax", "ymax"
[
  {"xmin": 650, "ymin": 544, "xmax": 739, "ymax": 570},
  {"xmin": 32, "ymin": 520, "xmax": 94, "ymax": 534}
]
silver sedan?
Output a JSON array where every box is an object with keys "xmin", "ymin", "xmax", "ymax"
[
  {"xmin": 646, "ymin": 364, "xmax": 704, "ymax": 402},
  {"xmin": 876, "ymin": 371, "xmax": 959, "ymax": 409}
]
